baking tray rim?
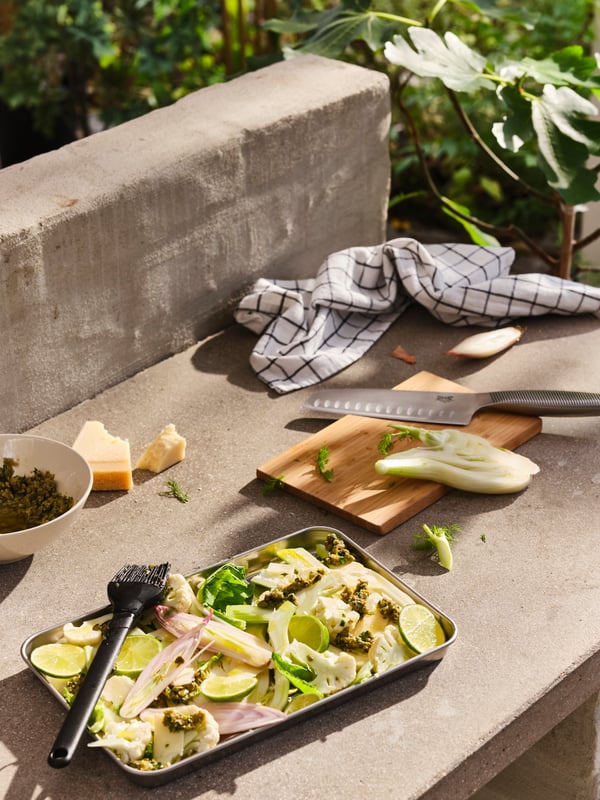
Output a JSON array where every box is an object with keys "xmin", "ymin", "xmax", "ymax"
[{"xmin": 21, "ymin": 524, "xmax": 457, "ymax": 787}]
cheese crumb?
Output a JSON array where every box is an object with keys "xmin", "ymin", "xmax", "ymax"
[
  {"xmin": 72, "ymin": 421, "xmax": 133, "ymax": 491},
  {"xmin": 136, "ymin": 424, "xmax": 186, "ymax": 474}
]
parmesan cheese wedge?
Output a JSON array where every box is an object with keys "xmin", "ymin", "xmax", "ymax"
[
  {"xmin": 72, "ymin": 421, "xmax": 133, "ymax": 491},
  {"xmin": 135, "ymin": 424, "xmax": 186, "ymax": 474}
]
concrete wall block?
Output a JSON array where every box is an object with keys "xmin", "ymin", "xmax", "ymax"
[
  {"xmin": 0, "ymin": 56, "xmax": 391, "ymax": 432},
  {"xmin": 471, "ymin": 692, "xmax": 600, "ymax": 800}
]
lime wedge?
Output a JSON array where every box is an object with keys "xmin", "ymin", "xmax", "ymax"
[
  {"xmin": 200, "ymin": 672, "xmax": 258, "ymax": 702},
  {"xmin": 398, "ymin": 604, "xmax": 445, "ymax": 654},
  {"xmin": 288, "ymin": 614, "xmax": 330, "ymax": 653},
  {"xmin": 114, "ymin": 634, "xmax": 163, "ymax": 677},
  {"xmin": 30, "ymin": 642, "xmax": 87, "ymax": 678},
  {"xmin": 286, "ymin": 693, "xmax": 321, "ymax": 714}
]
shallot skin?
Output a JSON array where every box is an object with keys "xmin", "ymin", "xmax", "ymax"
[
  {"xmin": 391, "ymin": 344, "xmax": 417, "ymax": 364},
  {"xmin": 447, "ymin": 326, "xmax": 524, "ymax": 359}
]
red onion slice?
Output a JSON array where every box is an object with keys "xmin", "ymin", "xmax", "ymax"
[
  {"xmin": 154, "ymin": 605, "xmax": 272, "ymax": 668},
  {"xmin": 193, "ymin": 700, "xmax": 287, "ymax": 734},
  {"xmin": 120, "ymin": 618, "xmax": 210, "ymax": 719}
]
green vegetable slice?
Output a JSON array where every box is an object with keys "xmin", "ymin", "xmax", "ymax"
[
  {"xmin": 414, "ymin": 523, "xmax": 460, "ymax": 570},
  {"xmin": 288, "ymin": 614, "xmax": 330, "ymax": 653},
  {"xmin": 200, "ymin": 672, "xmax": 258, "ymax": 702},
  {"xmin": 30, "ymin": 642, "xmax": 87, "ymax": 678},
  {"xmin": 114, "ymin": 634, "xmax": 163, "ymax": 678},
  {"xmin": 199, "ymin": 563, "xmax": 253, "ymax": 611},
  {"xmin": 286, "ymin": 693, "xmax": 321, "ymax": 714},
  {"xmin": 272, "ymin": 653, "xmax": 323, "ymax": 698},
  {"xmin": 375, "ymin": 425, "xmax": 539, "ymax": 494},
  {"xmin": 398, "ymin": 605, "xmax": 445, "ymax": 654}
]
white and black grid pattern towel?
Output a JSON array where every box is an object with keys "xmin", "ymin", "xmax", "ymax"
[{"xmin": 234, "ymin": 238, "xmax": 600, "ymax": 394}]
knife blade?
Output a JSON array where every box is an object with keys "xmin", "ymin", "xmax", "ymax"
[{"xmin": 303, "ymin": 388, "xmax": 600, "ymax": 426}]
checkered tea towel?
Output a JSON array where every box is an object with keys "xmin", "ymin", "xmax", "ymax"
[{"xmin": 234, "ymin": 237, "xmax": 600, "ymax": 394}]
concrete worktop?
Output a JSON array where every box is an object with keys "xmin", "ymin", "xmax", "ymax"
[{"xmin": 1, "ymin": 303, "xmax": 599, "ymax": 800}]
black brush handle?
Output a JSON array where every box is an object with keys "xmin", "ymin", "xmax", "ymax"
[{"xmin": 48, "ymin": 610, "xmax": 135, "ymax": 768}]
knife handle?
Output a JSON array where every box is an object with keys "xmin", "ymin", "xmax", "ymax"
[{"xmin": 487, "ymin": 389, "xmax": 600, "ymax": 416}]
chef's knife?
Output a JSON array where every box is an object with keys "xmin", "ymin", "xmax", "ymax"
[{"xmin": 303, "ymin": 388, "xmax": 600, "ymax": 426}]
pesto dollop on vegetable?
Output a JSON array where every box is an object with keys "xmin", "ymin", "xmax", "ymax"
[{"xmin": 0, "ymin": 458, "xmax": 74, "ymax": 533}]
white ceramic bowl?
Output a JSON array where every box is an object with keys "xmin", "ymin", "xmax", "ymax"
[{"xmin": 0, "ymin": 434, "xmax": 93, "ymax": 564}]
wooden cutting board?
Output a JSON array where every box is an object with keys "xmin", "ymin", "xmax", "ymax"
[{"xmin": 257, "ymin": 371, "xmax": 542, "ymax": 535}]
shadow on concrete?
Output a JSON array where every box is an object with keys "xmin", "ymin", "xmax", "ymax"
[
  {"xmin": 0, "ymin": 555, "xmax": 32, "ymax": 600},
  {"xmin": 189, "ymin": 304, "xmax": 600, "ymax": 403},
  {"xmin": 190, "ymin": 324, "xmax": 267, "ymax": 394},
  {"xmin": 2, "ymin": 651, "xmax": 440, "ymax": 800}
]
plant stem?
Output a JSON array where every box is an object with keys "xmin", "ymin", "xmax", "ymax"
[
  {"xmin": 574, "ymin": 225, "xmax": 600, "ymax": 252},
  {"xmin": 427, "ymin": 0, "xmax": 449, "ymax": 25},
  {"xmin": 446, "ymin": 89, "xmax": 556, "ymax": 209},
  {"xmin": 220, "ymin": 0, "xmax": 233, "ymax": 73},
  {"xmin": 372, "ymin": 12, "xmax": 422, "ymax": 27},
  {"xmin": 558, "ymin": 204, "xmax": 576, "ymax": 279},
  {"xmin": 237, "ymin": 0, "xmax": 247, "ymax": 71}
]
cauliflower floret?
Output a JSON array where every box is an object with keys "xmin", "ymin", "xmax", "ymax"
[
  {"xmin": 63, "ymin": 619, "xmax": 105, "ymax": 647},
  {"xmin": 368, "ymin": 625, "xmax": 413, "ymax": 674},
  {"xmin": 286, "ymin": 640, "xmax": 356, "ymax": 695},
  {"xmin": 88, "ymin": 718, "xmax": 152, "ymax": 763},
  {"xmin": 163, "ymin": 573, "xmax": 196, "ymax": 613},
  {"xmin": 180, "ymin": 707, "xmax": 220, "ymax": 756},
  {"xmin": 313, "ymin": 595, "xmax": 360, "ymax": 637}
]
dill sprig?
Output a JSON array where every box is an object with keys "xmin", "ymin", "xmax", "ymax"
[
  {"xmin": 263, "ymin": 474, "xmax": 285, "ymax": 495},
  {"xmin": 316, "ymin": 446, "xmax": 334, "ymax": 482},
  {"xmin": 159, "ymin": 479, "xmax": 190, "ymax": 504}
]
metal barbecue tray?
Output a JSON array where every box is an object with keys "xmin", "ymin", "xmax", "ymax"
[{"xmin": 21, "ymin": 525, "xmax": 457, "ymax": 787}]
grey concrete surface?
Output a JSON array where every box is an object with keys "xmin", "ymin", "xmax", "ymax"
[
  {"xmin": 472, "ymin": 694, "xmax": 600, "ymax": 800},
  {"xmin": 0, "ymin": 55, "xmax": 390, "ymax": 433},
  {"xmin": 1, "ymin": 303, "xmax": 599, "ymax": 800}
]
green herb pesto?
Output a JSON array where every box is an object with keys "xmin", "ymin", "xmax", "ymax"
[{"xmin": 0, "ymin": 458, "xmax": 73, "ymax": 533}]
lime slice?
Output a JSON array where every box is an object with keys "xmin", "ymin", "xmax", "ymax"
[
  {"xmin": 288, "ymin": 614, "xmax": 330, "ymax": 653},
  {"xmin": 30, "ymin": 642, "xmax": 87, "ymax": 678},
  {"xmin": 286, "ymin": 693, "xmax": 321, "ymax": 714},
  {"xmin": 200, "ymin": 672, "xmax": 258, "ymax": 701},
  {"xmin": 114, "ymin": 634, "xmax": 163, "ymax": 677},
  {"xmin": 398, "ymin": 604, "xmax": 445, "ymax": 654}
]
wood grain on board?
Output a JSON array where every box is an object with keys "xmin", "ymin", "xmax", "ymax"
[{"xmin": 257, "ymin": 371, "xmax": 542, "ymax": 535}]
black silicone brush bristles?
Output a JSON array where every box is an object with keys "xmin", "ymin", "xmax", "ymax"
[{"xmin": 110, "ymin": 562, "xmax": 171, "ymax": 587}]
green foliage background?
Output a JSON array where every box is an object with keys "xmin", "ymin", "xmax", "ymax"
[
  {"xmin": 387, "ymin": 1, "xmax": 597, "ymax": 239},
  {"xmin": 0, "ymin": 0, "xmax": 277, "ymax": 138},
  {"xmin": 1, "ymin": 0, "xmax": 598, "ymax": 269},
  {"xmin": 265, "ymin": 0, "xmax": 598, "ymax": 243}
]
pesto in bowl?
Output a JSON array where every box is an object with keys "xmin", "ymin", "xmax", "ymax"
[
  {"xmin": 0, "ymin": 457, "xmax": 74, "ymax": 534},
  {"xmin": 0, "ymin": 434, "xmax": 93, "ymax": 563}
]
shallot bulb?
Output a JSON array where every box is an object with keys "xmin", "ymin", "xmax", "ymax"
[{"xmin": 447, "ymin": 326, "xmax": 523, "ymax": 359}]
